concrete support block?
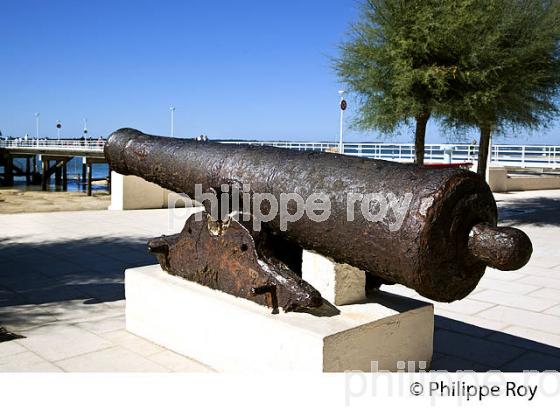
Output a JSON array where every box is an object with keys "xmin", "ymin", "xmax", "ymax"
[
  {"xmin": 302, "ymin": 250, "xmax": 365, "ymax": 306},
  {"xmin": 487, "ymin": 166, "xmax": 560, "ymax": 192},
  {"xmin": 507, "ymin": 175, "xmax": 560, "ymax": 191},
  {"xmin": 109, "ymin": 171, "xmax": 188, "ymax": 210},
  {"xmin": 488, "ymin": 166, "xmax": 508, "ymax": 193},
  {"xmin": 125, "ymin": 265, "xmax": 434, "ymax": 372}
]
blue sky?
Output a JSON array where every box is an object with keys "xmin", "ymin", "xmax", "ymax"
[{"xmin": 1, "ymin": 0, "xmax": 559, "ymax": 144}]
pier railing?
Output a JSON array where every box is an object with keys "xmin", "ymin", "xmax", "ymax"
[
  {"xmin": 2, "ymin": 139, "xmax": 559, "ymax": 168},
  {"xmin": 0, "ymin": 139, "xmax": 105, "ymax": 152},
  {"xmin": 221, "ymin": 141, "xmax": 560, "ymax": 169}
]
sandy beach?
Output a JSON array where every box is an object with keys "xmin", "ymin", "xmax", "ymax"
[{"xmin": 0, "ymin": 187, "xmax": 110, "ymax": 214}]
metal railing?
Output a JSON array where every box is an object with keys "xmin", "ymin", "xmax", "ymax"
[
  {"xmin": 0, "ymin": 138, "xmax": 105, "ymax": 152},
  {"xmin": 2, "ymin": 138, "xmax": 559, "ymax": 168},
  {"xmin": 221, "ymin": 141, "xmax": 560, "ymax": 168}
]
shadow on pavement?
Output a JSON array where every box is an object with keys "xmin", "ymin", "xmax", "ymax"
[
  {"xmin": 0, "ymin": 237, "xmax": 154, "ymax": 304},
  {"xmin": 434, "ymin": 315, "xmax": 560, "ymax": 371},
  {"xmin": 1, "ymin": 236, "xmax": 560, "ymax": 372},
  {"xmin": 498, "ymin": 196, "xmax": 560, "ymax": 226}
]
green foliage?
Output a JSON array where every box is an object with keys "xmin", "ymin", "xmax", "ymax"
[
  {"xmin": 442, "ymin": 0, "xmax": 560, "ymax": 133},
  {"xmin": 335, "ymin": 0, "xmax": 560, "ymax": 139},
  {"xmin": 334, "ymin": 0, "xmax": 462, "ymax": 133}
]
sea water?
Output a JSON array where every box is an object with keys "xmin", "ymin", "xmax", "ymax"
[{"xmin": 6, "ymin": 157, "xmax": 109, "ymax": 192}]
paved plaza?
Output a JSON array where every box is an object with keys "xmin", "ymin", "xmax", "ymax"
[{"xmin": 1, "ymin": 190, "xmax": 560, "ymax": 371}]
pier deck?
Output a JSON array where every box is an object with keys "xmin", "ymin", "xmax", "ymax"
[{"xmin": 0, "ymin": 140, "xmax": 107, "ymax": 194}]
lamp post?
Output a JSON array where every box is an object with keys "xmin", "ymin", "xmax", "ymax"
[
  {"xmin": 56, "ymin": 120, "xmax": 62, "ymax": 140},
  {"xmin": 170, "ymin": 106, "xmax": 175, "ymax": 137},
  {"xmin": 338, "ymin": 90, "xmax": 346, "ymax": 154},
  {"xmin": 34, "ymin": 113, "xmax": 40, "ymax": 139},
  {"xmin": 83, "ymin": 118, "xmax": 88, "ymax": 138}
]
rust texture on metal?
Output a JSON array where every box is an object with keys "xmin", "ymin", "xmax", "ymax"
[
  {"xmin": 148, "ymin": 212, "xmax": 322, "ymax": 313},
  {"xmin": 104, "ymin": 128, "xmax": 533, "ymax": 303},
  {"xmin": 468, "ymin": 223, "xmax": 532, "ymax": 271}
]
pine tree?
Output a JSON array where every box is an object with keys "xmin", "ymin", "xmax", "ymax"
[
  {"xmin": 335, "ymin": 0, "xmax": 461, "ymax": 164},
  {"xmin": 335, "ymin": 0, "xmax": 560, "ymax": 174},
  {"xmin": 442, "ymin": 0, "xmax": 560, "ymax": 176}
]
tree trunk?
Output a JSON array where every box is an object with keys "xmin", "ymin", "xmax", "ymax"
[
  {"xmin": 477, "ymin": 124, "xmax": 492, "ymax": 178},
  {"xmin": 414, "ymin": 111, "xmax": 430, "ymax": 165}
]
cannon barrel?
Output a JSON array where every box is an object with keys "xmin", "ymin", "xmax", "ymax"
[{"xmin": 104, "ymin": 128, "xmax": 532, "ymax": 302}]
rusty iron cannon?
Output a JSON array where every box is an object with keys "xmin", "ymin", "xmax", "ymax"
[{"xmin": 104, "ymin": 128, "xmax": 532, "ymax": 311}]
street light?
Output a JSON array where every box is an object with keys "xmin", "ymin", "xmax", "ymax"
[
  {"xmin": 83, "ymin": 118, "xmax": 88, "ymax": 137},
  {"xmin": 56, "ymin": 120, "xmax": 62, "ymax": 140},
  {"xmin": 34, "ymin": 113, "xmax": 40, "ymax": 139},
  {"xmin": 338, "ymin": 90, "xmax": 346, "ymax": 154},
  {"xmin": 170, "ymin": 106, "xmax": 175, "ymax": 137}
]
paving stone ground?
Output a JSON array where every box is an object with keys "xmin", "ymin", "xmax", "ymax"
[
  {"xmin": 1, "ymin": 190, "xmax": 559, "ymax": 372},
  {"xmin": 386, "ymin": 189, "xmax": 560, "ymax": 371}
]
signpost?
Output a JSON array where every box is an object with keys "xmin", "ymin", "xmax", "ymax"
[
  {"xmin": 338, "ymin": 90, "xmax": 346, "ymax": 154},
  {"xmin": 56, "ymin": 120, "xmax": 62, "ymax": 140}
]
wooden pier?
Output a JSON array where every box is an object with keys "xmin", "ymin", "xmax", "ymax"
[{"xmin": 0, "ymin": 139, "xmax": 108, "ymax": 195}]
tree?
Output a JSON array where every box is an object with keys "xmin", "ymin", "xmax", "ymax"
[
  {"xmin": 336, "ymin": 0, "xmax": 560, "ymax": 175},
  {"xmin": 441, "ymin": 0, "xmax": 560, "ymax": 177},
  {"xmin": 334, "ymin": 0, "xmax": 461, "ymax": 164}
]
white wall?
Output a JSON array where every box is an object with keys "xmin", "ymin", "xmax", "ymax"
[{"xmin": 109, "ymin": 172, "xmax": 190, "ymax": 210}]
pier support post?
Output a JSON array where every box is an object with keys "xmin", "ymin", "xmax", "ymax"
[
  {"xmin": 31, "ymin": 156, "xmax": 39, "ymax": 184},
  {"xmin": 87, "ymin": 163, "xmax": 92, "ymax": 196},
  {"xmin": 5, "ymin": 155, "xmax": 14, "ymax": 186},
  {"xmin": 82, "ymin": 162, "xmax": 87, "ymax": 183},
  {"xmin": 62, "ymin": 162, "xmax": 68, "ymax": 191},
  {"xmin": 26, "ymin": 157, "xmax": 31, "ymax": 184},
  {"xmin": 54, "ymin": 165, "xmax": 62, "ymax": 188},
  {"xmin": 39, "ymin": 156, "xmax": 72, "ymax": 191},
  {"xmin": 41, "ymin": 159, "xmax": 48, "ymax": 191}
]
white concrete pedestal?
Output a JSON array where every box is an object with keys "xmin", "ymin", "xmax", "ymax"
[
  {"xmin": 126, "ymin": 265, "xmax": 433, "ymax": 372},
  {"xmin": 109, "ymin": 172, "xmax": 191, "ymax": 210},
  {"xmin": 302, "ymin": 250, "xmax": 366, "ymax": 305}
]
